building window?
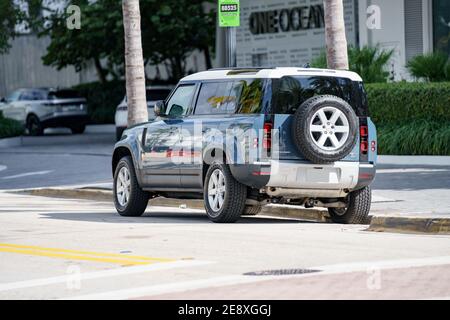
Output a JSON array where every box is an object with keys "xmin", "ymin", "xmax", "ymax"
[{"xmin": 433, "ymin": 0, "xmax": 450, "ymax": 55}]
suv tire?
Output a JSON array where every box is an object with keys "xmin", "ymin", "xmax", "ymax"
[
  {"xmin": 26, "ymin": 115, "xmax": 44, "ymax": 136},
  {"xmin": 328, "ymin": 186, "xmax": 371, "ymax": 224},
  {"xmin": 292, "ymin": 95, "xmax": 358, "ymax": 163},
  {"xmin": 203, "ymin": 162, "xmax": 247, "ymax": 223},
  {"xmin": 113, "ymin": 156, "xmax": 150, "ymax": 217},
  {"xmin": 242, "ymin": 205, "xmax": 262, "ymax": 216}
]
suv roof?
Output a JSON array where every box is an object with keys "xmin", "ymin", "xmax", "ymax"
[{"xmin": 180, "ymin": 67, "xmax": 363, "ymax": 83}]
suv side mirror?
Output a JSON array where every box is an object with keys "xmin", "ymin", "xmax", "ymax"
[
  {"xmin": 0, "ymin": 97, "xmax": 5, "ymax": 103},
  {"xmin": 154, "ymin": 100, "xmax": 166, "ymax": 117}
]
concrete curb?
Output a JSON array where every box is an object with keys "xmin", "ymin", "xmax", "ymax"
[
  {"xmin": 368, "ymin": 216, "xmax": 450, "ymax": 234},
  {"xmin": 12, "ymin": 187, "xmax": 450, "ymax": 234},
  {"xmin": 0, "ymin": 136, "xmax": 23, "ymax": 148}
]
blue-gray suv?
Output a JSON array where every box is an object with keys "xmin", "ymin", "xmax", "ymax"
[{"xmin": 112, "ymin": 67, "xmax": 377, "ymax": 224}]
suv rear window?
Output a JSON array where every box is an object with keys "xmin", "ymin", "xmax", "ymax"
[{"xmin": 272, "ymin": 76, "xmax": 368, "ymax": 116}]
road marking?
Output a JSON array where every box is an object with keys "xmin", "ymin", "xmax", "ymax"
[
  {"xmin": 1, "ymin": 170, "xmax": 53, "ymax": 180},
  {"xmin": 0, "ymin": 165, "xmax": 6, "ymax": 172},
  {"xmin": 0, "ymin": 260, "xmax": 213, "ymax": 292},
  {"xmin": 67, "ymin": 255, "xmax": 450, "ymax": 300},
  {"xmin": 0, "ymin": 243, "xmax": 173, "ymax": 266},
  {"xmin": 0, "ymin": 243, "xmax": 169, "ymax": 262}
]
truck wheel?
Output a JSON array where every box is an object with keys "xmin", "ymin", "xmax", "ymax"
[
  {"xmin": 26, "ymin": 115, "xmax": 44, "ymax": 136},
  {"xmin": 203, "ymin": 162, "xmax": 247, "ymax": 223},
  {"xmin": 113, "ymin": 156, "xmax": 149, "ymax": 217},
  {"xmin": 242, "ymin": 205, "xmax": 262, "ymax": 216},
  {"xmin": 292, "ymin": 95, "xmax": 358, "ymax": 163},
  {"xmin": 328, "ymin": 186, "xmax": 371, "ymax": 224}
]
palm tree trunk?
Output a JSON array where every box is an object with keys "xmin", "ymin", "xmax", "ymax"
[
  {"xmin": 323, "ymin": 0, "xmax": 349, "ymax": 70},
  {"xmin": 122, "ymin": 0, "xmax": 148, "ymax": 127}
]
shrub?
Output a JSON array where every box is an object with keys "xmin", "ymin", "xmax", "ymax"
[
  {"xmin": 366, "ymin": 82, "xmax": 450, "ymax": 155},
  {"xmin": 378, "ymin": 121, "xmax": 450, "ymax": 155},
  {"xmin": 0, "ymin": 111, "xmax": 24, "ymax": 139},
  {"xmin": 311, "ymin": 46, "xmax": 394, "ymax": 83},
  {"xmin": 365, "ymin": 82, "xmax": 450, "ymax": 125},
  {"xmin": 73, "ymin": 80, "xmax": 126, "ymax": 124},
  {"xmin": 406, "ymin": 51, "xmax": 450, "ymax": 82}
]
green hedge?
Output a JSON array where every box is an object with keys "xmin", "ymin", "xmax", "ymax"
[
  {"xmin": 0, "ymin": 111, "xmax": 24, "ymax": 139},
  {"xmin": 366, "ymin": 82, "xmax": 450, "ymax": 155},
  {"xmin": 73, "ymin": 80, "xmax": 126, "ymax": 124},
  {"xmin": 73, "ymin": 79, "xmax": 174, "ymax": 124},
  {"xmin": 366, "ymin": 82, "xmax": 450, "ymax": 126}
]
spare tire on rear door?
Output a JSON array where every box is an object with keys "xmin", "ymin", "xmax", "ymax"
[{"xmin": 291, "ymin": 95, "xmax": 358, "ymax": 164}]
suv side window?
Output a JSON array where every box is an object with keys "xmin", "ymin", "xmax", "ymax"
[
  {"xmin": 234, "ymin": 79, "xmax": 263, "ymax": 114},
  {"xmin": 165, "ymin": 84, "xmax": 196, "ymax": 118},
  {"xmin": 195, "ymin": 81, "xmax": 234, "ymax": 115},
  {"xmin": 5, "ymin": 90, "xmax": 21, "ymax": 102},
  {"xmin": 19, "ymin": 90, "xmax": 33, "ymax": 101},
  {"xmin": 19, "ymin": 89, "xmax": 46, "ymax": 101}
]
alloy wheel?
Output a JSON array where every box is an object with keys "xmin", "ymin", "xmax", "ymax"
[
  {"xmin": 207, "ymin": 169, "xmax": 226, "ymax": 214},
  {"xmin": 116, "ymin": 166, "xmax": 131, "ymax": 207},
  {"xmin": 309, "ymin": 106, "xmax": 350, "ymax": 151}
]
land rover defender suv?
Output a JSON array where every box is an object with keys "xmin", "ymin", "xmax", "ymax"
[{"xmin": 112, "ymin": 67, "xmax": 377, "ymax": 223}]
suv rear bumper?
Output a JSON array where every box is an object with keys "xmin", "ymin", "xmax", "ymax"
[{"xmin": 262, "ymin": 160, "xmax": 375, "ymax": 197}]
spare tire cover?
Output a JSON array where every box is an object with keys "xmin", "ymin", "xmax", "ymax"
[{"xmin": 291, "ymin": 95, "xmax": 358, "ymax": 164}]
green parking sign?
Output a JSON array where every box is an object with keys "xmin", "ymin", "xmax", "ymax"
[{"xmin": 219, "ymin": 0, "xmax": 240, "ymax": 27}]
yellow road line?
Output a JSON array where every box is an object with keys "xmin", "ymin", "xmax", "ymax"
[
  {"xmin": 0, "ymin": 243, "xmax": 172, "ymax": 263},
  {"xmin": 0, "ymin": 247, "xmax": 153, "ymax": 266}
]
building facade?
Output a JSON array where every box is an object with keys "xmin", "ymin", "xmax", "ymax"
[{"xmin": 216, "ymin": 0, "xmax": 450, "ymax": 81}]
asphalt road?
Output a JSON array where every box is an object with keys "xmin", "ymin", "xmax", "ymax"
[
  {"xmin": 0, "ymin": 125, "xmax": 113, "ymax": 190},
  {"xmin": 0, "ymin": 192, "xmax": 449, "ymax": 299}
]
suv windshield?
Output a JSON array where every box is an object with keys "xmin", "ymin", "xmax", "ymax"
[{"xmin": 272, "ymin": 76, "xmax": 368, "ymax": 116}]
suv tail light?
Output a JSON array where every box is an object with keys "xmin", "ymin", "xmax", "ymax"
[
  {"xmin": 360, "ymin": 126, "xmax": 368, "ymax": 137},
  {"xmin": 263, "ymin": 122, "xmax": 272, "ymax": 155},
  {"xmin": 360, "ymin": 125, "xmax": 368, "ymax": 155}
]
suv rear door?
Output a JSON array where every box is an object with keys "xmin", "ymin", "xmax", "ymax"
[{"xmin": 271, "ymin": 75, "xmax": 364, "ymax": 162}]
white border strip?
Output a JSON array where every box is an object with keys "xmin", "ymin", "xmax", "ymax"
[{"xmin": 0, "ymin": 260, "xmax": 213, "ymax": 292}]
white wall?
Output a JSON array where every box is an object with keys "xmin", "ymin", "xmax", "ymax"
[
  {"xmin": 358, "ymin": 0, "xmax": 433, "ymax": 81},
  {"xmin": 358, "ymin": 0, "xmax": 409, "ymax": 81}
]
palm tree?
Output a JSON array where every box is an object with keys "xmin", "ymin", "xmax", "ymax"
[
  {"xmin": 122, "ymin": 0, "xmax": 148, "ymax": 126},
  {"xmin": 323, "ymin": 0, "xmax": 349, "ymax": 70}
]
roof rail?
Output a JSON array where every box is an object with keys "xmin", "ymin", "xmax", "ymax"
[{"xmin": 208, "ymin": 66, "xmax": 276, "ymax": 71}]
